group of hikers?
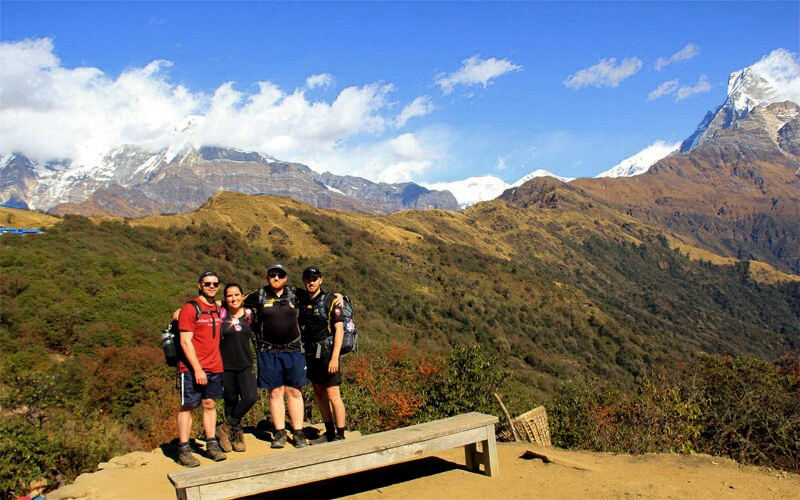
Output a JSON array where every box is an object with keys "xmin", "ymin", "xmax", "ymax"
[{"xmin": 174, "ymin": 264, "xmax": 348, "ymax": 468}]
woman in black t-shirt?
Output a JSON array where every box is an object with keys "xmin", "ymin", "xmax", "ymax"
[{"xmin": 216, "ymin": 283, "xmax": 258, "ymax": 453}]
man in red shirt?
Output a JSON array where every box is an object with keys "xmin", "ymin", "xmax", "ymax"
[{"xmin": 176, "ymin": 271, "xmax": 227, "ymax": 467}]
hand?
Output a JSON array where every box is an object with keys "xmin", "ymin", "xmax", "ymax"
[
  {"xmin": 328, "ymin": 357, "xmax": 339, "ymax": 374},
  {"xmin": 194, "ymin": 368, "xmax": 207, "ymax": 385},
  {"xmin": 334, "ymin": 293, "xmax": 344, "ymax": 308},
  {"xmin": 172, "ymin": 308, "xmax": 181, "ymax": 321}
]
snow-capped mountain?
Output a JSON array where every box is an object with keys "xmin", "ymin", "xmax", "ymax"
[
  {"xmin": 595, "ymin": 141, "xmax": 680, "ymax": 178},
  {"xmin": 0, "ymin": 146, "xmax": 458, "ymax": 216},
  {"xmin": 424, "ymin": 169, "xmax": 571, "ymax": 208},
  {"xmin": 682, "ymin": 49, "xmax": 800, "ymax": 152}
]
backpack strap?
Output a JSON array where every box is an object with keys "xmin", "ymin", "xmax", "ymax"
[{"xmin": 188, "ymin": 298, "xmax": 221, "ymax": 338}]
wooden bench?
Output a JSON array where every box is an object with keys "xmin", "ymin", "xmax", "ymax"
[{"xmin": 168, "ymin": 412, "xmax": 499, "ymax": 499}]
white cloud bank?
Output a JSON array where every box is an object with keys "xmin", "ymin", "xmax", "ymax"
[
  {"xmin": 655, "ymin": 43, "xmax": 700, "ymax": 71},
  {"xmin": 0, "ymin": 37, "xmax": 442, "ymax": 182},
  {"xmin": 436, "ymin": 55, "xmax": 522, "ymax": 95},
  {"xmin": 564, "ymin": 57, "xmax": 643, "ymax": 89},
  {"xmin": 648, "ymin": 75, "xmax": 712, "ymax": 102},
  {"xmin": 749, "ymin": 48, "xmax": 800, "ymax": 105}
]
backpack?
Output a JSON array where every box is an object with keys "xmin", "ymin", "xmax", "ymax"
[
  {"xmin": 315, "ymin": 293, "xmax": 357, "ymax": 355},
  {"xmin": 162, "ymin": 299, "xmax": 221, "ymax": 367}
]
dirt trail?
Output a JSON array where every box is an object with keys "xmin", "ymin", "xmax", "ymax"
[{"xmin": 48, "ymin": 433, "xmax": 800, "ymax": 499}]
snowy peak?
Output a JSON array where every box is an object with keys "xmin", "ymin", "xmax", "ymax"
[
  {"xmin": 424, "ymin": 175, "xmax": 509, "ymax": 209},
  {"xmin": 424, "ymin": 169, "xmax": 572, "ymax": 208},
  {"xmin": 682, "ymin": 49, "xmax": 800, "ymax": 152},
  {"xmin": 596, "ymin": 141, "xmax": 680, "ymax": 178},
  {"xmin": 513, "ymin": 169, "xmax": 574, "ymax": 186}
]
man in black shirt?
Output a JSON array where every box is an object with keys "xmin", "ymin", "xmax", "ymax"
[
  {"xmin": 298, "ymin": 266, "xmax": 347, "ymax": 442},
  {"xmin": 243, "ymin": 263, "xmax": 308, "ymax": 449}
]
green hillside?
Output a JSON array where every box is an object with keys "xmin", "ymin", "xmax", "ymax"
[{"xmin": 1, "ymin": 194, "xmax": 798, "ymax": 493}]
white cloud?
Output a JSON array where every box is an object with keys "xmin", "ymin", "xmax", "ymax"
[
  {"xmin": 564, "ymin": 57, "xmax": 643, "ymax": 89},
  {"xmin": 396, "ymin": 96, "xmax": 434, "ymax": 128},
  {"xmin": 0, "ymin": 38, "xmax": 447, "ymax": 181},
  {"xmin": 647, "ymin": 79, "xmax": 680, "ymax": 101},
  {"xmin": 436, "ymin": 55, "xmax": 522, "ymax": 95},
  {"xmin": 676, "ymin": 75, "xmax": 711, "ymax": 101},
  {"xmin": 750, "ymin": 48, "xmax": 800, "ymax": 104},
  {"xmin": 306, "ymin": 73, "xmax": 334, "ymax": 89},
  {"xmin": 655, "ymin": 43, "xmax": 700, "ymax": 71}
]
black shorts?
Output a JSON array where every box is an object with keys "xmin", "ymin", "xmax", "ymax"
[{"xmin": 306, "ymin": 349, "xmax": 342, "ymax": 387}]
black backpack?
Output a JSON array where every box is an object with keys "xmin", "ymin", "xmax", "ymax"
[
  {"xmin": 162, "ymin": 299, "xmax": 221, "ymax": 367},
  {"xmin": 315, "ymin": 293, "xmax": 357, "ymax": 355}
]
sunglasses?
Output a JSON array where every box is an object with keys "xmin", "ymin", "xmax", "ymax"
[
  {"xmin": 201, "ymin": 281, "xmax": 220, "ymax": 288},
  {"xmin": 267, "ymin": 272, "xmax": 286, "ymax": 279}
]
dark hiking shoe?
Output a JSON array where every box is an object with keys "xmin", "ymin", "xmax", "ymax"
[
  {"xmin": 178, "ymin": 444, "xmax": 200, "ymax": 468},
  {"xmin": 232, "ymin": 427, "xmax": 246, "ymax": 452},
  {"xmin": 293, "ymin": 429, "xmax": 308, "ymax": 449},
  {"xmin": 271, "ymin": 429, "xmax": 288, "ymax": 449},
  {"xmin": 205, "ymin": 438, "xmax": 227, "ymax": 462},
  {"xmin": 216, "ymin": 423, "xmax": 233, "ymax": 453},
  {"xmin": 332, "ymin": 434, "xmax": 345, "ymax": 441}
]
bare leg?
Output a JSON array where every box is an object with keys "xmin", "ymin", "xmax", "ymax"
[
  {"xmin": 284, "ymin": 385, "xmax": 305, "ymax": 430},
  {"xmin": 201, "ymin": 398, "xmax": 217, "ymax": 439},
  {"xmin": 178, "ymin": 407, "xmax": 194, "ymax": 442},
  {"xmin": 313, "ymin": 383, "xmax": 333, "ymax": 422},
  {"xmin": 269, "ymin": 387, "xmax": 286, "ymax": 430},
  {"xmin": 325, "ymin": 385, "xmax": 346, "ymax": 428}
]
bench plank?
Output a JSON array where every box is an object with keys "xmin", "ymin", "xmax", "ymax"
[{"xmin": 170, "ymin": 412, "xmax": 498, "ymax": 499}]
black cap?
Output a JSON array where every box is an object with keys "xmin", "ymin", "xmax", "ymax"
[
  {"xmin": 198, "ymin": 270, "xmax": 219, "ymax": 282},
  {"xmin": 267, "ymin": 263, "xmax": 287, "ymax": 274},
  {"xmin": 302, "ymin": 266, "xmax": 322, "ymax": 279}
]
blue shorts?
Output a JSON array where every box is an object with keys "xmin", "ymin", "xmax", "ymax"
[
  {"xmin": 180, "ymin": 371, "xmax": 224, "ymax": 408},
  {"xmin": 257, "ymin": 351, "xmax": 307, "ymax": 389}
]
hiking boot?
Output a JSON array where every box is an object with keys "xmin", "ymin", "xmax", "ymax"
[
  {"xmin": 177, "ymin": 444, "xmax": 200, "ymax": 468},
  {"xmin": 332, "ymin": 434, "xmax": 345, "ymax": 441},
  {"xmin": 216, "ymin": 422, "xmax": 233, "ymax": 453},
  {"xmin": 293, "ymin": 429, "xmax": 308, "ymax": 449},
  {"xmin": 231, "ymin": 427, "xmax": 246, "ymax": 452},
  {"xmin": 271, "ymin": 429, "xmax": 288, "ymax": 449},
  {"xmin": 205, "ymin": 438, "xmax": 227, "ymax": 462}
]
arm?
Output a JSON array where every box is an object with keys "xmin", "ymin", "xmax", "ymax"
[
  {"xmin": 180, "ymin": 330, "xmax": 207, "ymax": 385},
  {"xmin": 328, "ymin": 320, "xmax": 344, "ymax": 374},
  {"xmin": 242, "ymin": 289, "xmax": 261, "ymax": 310}
]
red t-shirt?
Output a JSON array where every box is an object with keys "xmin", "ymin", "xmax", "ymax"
[{"xmin": 177, "ymin": 299, "xmax": 223, "ymax": 373}]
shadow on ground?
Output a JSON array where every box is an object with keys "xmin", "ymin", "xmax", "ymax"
[{"xmin": 241, "ymin": 456, "xmax": 465, "ymax": 499}]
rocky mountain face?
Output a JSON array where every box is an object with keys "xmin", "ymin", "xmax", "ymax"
[
  {"xmin": 0, "ymin": 146, "xmax": 458, "ymax": 217},
  {"xmin": 567, "ymin": 100, "xmax": 800, "ymax": 274}
]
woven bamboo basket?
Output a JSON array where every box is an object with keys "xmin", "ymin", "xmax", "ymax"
[{"xmin": 498, "ymin": 405, "xmax": 551, "ymax": 446}]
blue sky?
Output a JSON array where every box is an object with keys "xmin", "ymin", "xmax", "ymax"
[{"xmin": 1, "ymin": 1, "xmax": 798, "ymax": 186}]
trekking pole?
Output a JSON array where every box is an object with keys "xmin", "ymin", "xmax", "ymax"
[{"xmin": 493, "ymin": 392, "xmax": 520, "ymax": 442}]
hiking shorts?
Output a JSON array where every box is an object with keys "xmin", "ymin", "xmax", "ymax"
[
  {"xmin": 179, "ymin": 371, "xmax": 224, "ymax": 408},
  {"xmin": 306, "ymin": 350, "xmax": 342, "ymax": 387},
  {"xmin": 257, "ymin": 351, "xmax": 307, "ymax": 389}
]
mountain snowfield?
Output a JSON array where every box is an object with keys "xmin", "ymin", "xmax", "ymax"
[
  {"xmin": 1, "ymin": 49, "xmax": 798, "ymax": 211},
  {"xmin": 423, "ymin": 169, "xmax": 573, "ymax": 209}
]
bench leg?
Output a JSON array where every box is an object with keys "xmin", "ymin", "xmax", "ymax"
[{"xmin": 463, "ymin": 427, "xmax": 499, "ymax": 477}]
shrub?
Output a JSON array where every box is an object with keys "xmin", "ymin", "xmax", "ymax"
[
  {"xmin": 685, "ymin": 354, "xmax": 800, "ymax": 472},
  {"xmin": 549, "ymin": 354, "xmax": 799, "ymax": 473}
]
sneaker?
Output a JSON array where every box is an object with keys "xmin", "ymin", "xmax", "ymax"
[
  {"xmin": 332, "ymin": 434, "xmax": 345, "ymax": 441},
  {"xmin": 293, "ymin": 429, "xmax": 308, "ymax": 449},
  {"xmin": 232, "ymin": 427, "xmax": 246, "ymax": 452},
  {"xmin": 271, "ymin": 429, "xmax": 287, "ymax": 449},
  {"xmin": 205, "ymin": 438, "xmax": 227, "ymax": 462},
  {"xmin": 177, "ymin": 444, "xmax": 200, "ymax": 468},
  {"xmin": 216, "ymin": 423, "xmax": 233, "ymax": 453}
]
